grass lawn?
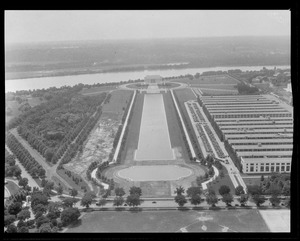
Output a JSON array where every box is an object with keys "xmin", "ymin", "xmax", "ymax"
[
  {"xmin": 102, "ymin": 89, "xmax": 133, "ymax": 121},
  {"xmin": 119, "ymin": 92, "xmax": 144, "ymax": 163},
  {"xmin": 65, "ymin": 209, "xmax": 270, "ymax": 232},
  {"xmin": 27, "ymin": 97, "xmax": 45, "ymax": 107},
  {"xmin": 163, "ymin": 92, "xmax": 190, "ymax": 160},
  {"xmin": 207, "ymin": 168, "xmax": 236, "ymax": 196},
  {"xmin": 242, "ymin": 177, "xmax": 262, "ymax": 186},
  {"xmin": 5, "ymin": 180, "xmax": 20, "ymax": 196},
  {"xmin": 5, "ymin": 100, "xmax": 21, "ymax": 124},
  {"xmin": 56, "ymin": 169, "xmax": 91, "ymax": 193},
  {"xmin": 80, "ymin": 86, "xmax": 117, "ymax": 95}
]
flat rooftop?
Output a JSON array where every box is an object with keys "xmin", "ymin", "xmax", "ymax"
[
  {"xmin": 225, "ymin": 133, "xmax": 293, "ymax": 139},
  {"xmin": 222, "ymin": 128, "xmax": 293, "ymax": 134},
  {"xmin": 241, "ymin": 157, "xmax": 292, "ymax": 163},
  {"xmin": 236, "ymin": 150, "xmax": 292, "ymax": 157},
  {"xmin": 232, "ymin": 144, "xmax": 293, "ymax": 150},
  {"xmin": 220, "ymin": 124, "xmax": 293, "ymax": 130},
  {"xmin": 228, "ymin": 139, "xmax": 293, "ymax": 145}
]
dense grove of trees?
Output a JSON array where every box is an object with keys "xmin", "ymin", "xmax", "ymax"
[
  {"xmin": 235, "ymin": 83, "xmax": 259, "ymax": 95},
  {"xmin": 20, "ymin": 93, "xmax": 106, "ymax": 163},
  {"xmin": 6, "ymin": 132, "xmax": 46, "ymax": 178}
]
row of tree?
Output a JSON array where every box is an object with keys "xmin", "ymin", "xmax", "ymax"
[
  {"xmin": 5, "ymin": 148, "xmax": 22, "ymax": 178},
  {"xmin": 6, "ymin": 133, "xmax": 46, "ymax": 178}
]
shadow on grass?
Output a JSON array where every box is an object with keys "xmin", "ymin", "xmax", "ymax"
[
  {"xmin": 208, "ymin": 206, "xmax": 222, "ymax": 211},
  {"xmin": 68, "ymin": 219, "xmax": 82, "ymax": 229},
  {"xmin": 115, "ymin": 207, "xmax": 126, "ymax": 211},
  {"xmin": 191, "ymin": 206, "xmax": 204, "ymax": 211},
  {"xmin": 129, "ymin": 207, "xmax": 143, "ymax": 213},
  {"xmin": 177, "ymin": 207, "xmax": 190, "ymax": 211}
]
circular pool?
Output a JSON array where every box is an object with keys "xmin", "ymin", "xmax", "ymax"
[{"xmin": 116, "ymin": 165, "xmax": 193, "ymax": 182}]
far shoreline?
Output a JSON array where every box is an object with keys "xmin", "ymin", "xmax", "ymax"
[{"xmin": 5, "ymin": 63, "xmax": 290, "ymax": 81}]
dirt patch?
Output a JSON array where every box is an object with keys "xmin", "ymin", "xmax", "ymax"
[{"xmin": 64, "ymin": 116, "xmax": 119, "ymax": 176}]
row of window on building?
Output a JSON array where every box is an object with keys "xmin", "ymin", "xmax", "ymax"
[
  {"xmin": 244, "ymin": 162, "xmax": 291, "ymax": 173},
  {"xmin": 213, "ymin": 113, "xmax": 292, "ymax": 119}
]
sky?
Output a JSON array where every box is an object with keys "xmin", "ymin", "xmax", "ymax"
[{"xmin": 5, "ymin": 10, "xmax": 291, "ymax": 44}]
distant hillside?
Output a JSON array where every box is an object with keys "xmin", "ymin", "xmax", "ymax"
[{"xmin": 5, "ymin": 36, "xmax": 290, "ymax": 78}]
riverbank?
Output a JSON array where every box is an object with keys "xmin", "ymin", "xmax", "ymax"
[{"xmin": 5, "ymin": 65, "xmax": 290, "ymax": 93}]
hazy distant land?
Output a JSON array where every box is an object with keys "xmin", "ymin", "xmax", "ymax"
[{"xmin": 5, "ymin": 36, "xmax": 290, "ymax": 80}]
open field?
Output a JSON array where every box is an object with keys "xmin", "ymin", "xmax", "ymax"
[
  {"xmin": 80, "ymin": 86, "xmax": 118, "ymax": 95},
  {"xmin": 5, "ymin": 179, "xmax": 20, "ymax": 196},
  {"xmin": 102, "ymin": 90, "xmax": 133, "ymax": 120},
  {"xmin": 65, "ymin": 209, "xmax": 270, "ymax": 233},
  {"xmin": 163, "ymin": 92, "xmax": 190, "ymax": 160},
  {"xmin": 118, "ymin": 93, "xmax": 144, "ymax": 164},
  {"xmin": 5, "ymin": 100, "xmax": 21, "ymax": 123},
  {"xmin": 135, "ymin": 94, "xmax": 175, "ymax": 161},
  {"xmin": 259, "ymin": 210, "xmax": 290, "ymax": 232}
]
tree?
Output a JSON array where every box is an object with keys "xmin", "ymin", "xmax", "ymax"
[
  {"xmin": 190, "ymin": 194, "xmax": 202, "ymax": 206},
  {"xmin": 126, "ymin": 194, "xmax": 141, "ymax": 208},
  {"xmin": 39, "ymin": 222, "xmax": 52, "ymax": 233},
  {"xmin": 45, "ymin": 148, "xmax": 55, "ymax": 162},
  {"xmin": 8, "ymin": 202, "xmax": 22, "ymax": 215},
  {"xmin": 282, "ymin": 183, "xmax": 290, "ymax": 196},
  {"xmin": 4, "ymin": 215, "xmax": 16, "ymax": 226},
  {"xmin": 80, "ymin": 191, "xmax": 96, "ymax": 208},
  {"xmin": 174, "ymin": 186, "xmax": 185, "ymax": 196},
  {"xmin": 247, "ymin": 185, "xmax": 262, "ymax": 196},
  {"xmin": 129, "ymin": 186, "xmax": 142, "ymax": 196},
  {"xmin": 252, "ymin": 194, "xmax": 266, "ymax": 207},
  {"xmin": 97, "ymin": 198, "xmax": 107, "ymax": 207},
  {"xmin": 17, "ymin": 209, "xmax": 31, "ymax": 221},
  {"xmin": 56, "ymin": 185, "xmax": 63, "ymax": 196},
  {"xmin": 17, "ymin": 219, "xmax": 26, "ymax": 229},
  {"xmin": 269, "ymin": 195, "xmax": 281, "ymax": 206},
  {"xmin": 60, "ymin": 207, "xmax": 81, "ymax": 226},
  {"xmin": 235, "ymin": 185, "xmax": 245, "ymax": 196},
  {"xmin": 18, "ymin": 226, "xmax": 29, "ymax": 233},
  {"xmin": 48, "ymin": 201, "xmax": 62, "ymax": 217},
  {"xmin": 206, "ymin": 194, "xmax": 218, "ymax": 207},
  {"xmin": 32, "ymin": 204, "xmax": 47, "ymax": 215},
  {"xmin": 113, "ymin": 196, "xmax": 124, "ymax": 207},
  {"xmin": 267, "ymin": 183, "xmax": 281, "ymax": 196},
  {"xmin": 31, "ymin": 192, "xmax": 49, "ymax": 208},
  {"xmin": 18, "ymin": 178, "xmax": 29, "ymax": 188},
  {"xmin": 218, "ymin": 185, "xmax": 231, "ymax": 196},
  {"xmin": 114, "ymin": 187, "xmax": 126, "ymax": 197},
  {"xmin": 6, "ymin": 224, "xmax": 18, "ymax": 233},
  {"xmin": 63, "ymin": 197, "xmax": 77, "ymax": 208},
  {"xmin": 174, "ymin": 194, "xmax": 187, "ymax": 207},
  {"xmin": 219, "ymin": 171, "xmax": 225, "ymax": 179},
  {"xmin": 221, "ymin": 193, "xmax": 234, "ymax": 206},
  {"xmin": 69, "ymin": 188, "xmax": 78, "ymax": 198},
  {"xmin": 186, "ymin": 186, "xmax": 202, "ymax": 197},
  {"xmin": 35, "ymin": 215, "xmax": 50, "ymax": 229}
]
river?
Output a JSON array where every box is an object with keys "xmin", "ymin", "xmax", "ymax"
[{"xmin": 5, "ymin": 65, "xmax": 290, "ymax": 93}]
